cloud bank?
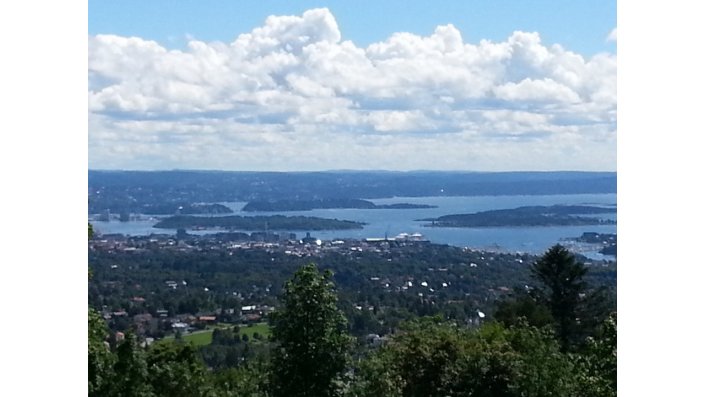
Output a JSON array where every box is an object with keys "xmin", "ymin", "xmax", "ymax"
[{"xmin": 88, "ymin": 8, "xmax": 616, "ymax": 171}]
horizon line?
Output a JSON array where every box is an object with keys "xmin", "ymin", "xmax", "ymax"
[{"xmin": 88, "ymin": 169, "xmax": 617, "ymax": 174}]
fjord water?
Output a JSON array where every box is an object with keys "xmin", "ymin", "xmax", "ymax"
[{"xmin": 90, "ymin": 193, "xmax": 617, "ymax": 258}]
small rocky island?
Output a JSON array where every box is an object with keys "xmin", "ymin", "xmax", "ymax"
[{"xmin": 421, "ymin": 205, "xmax": 616, "ymax": 228}]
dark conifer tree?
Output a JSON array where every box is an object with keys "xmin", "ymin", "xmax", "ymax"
[{"xmin": 531, "ymin": 244, "xmax": 591, "ymax": 349}]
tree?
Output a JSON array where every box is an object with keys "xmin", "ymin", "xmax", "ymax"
[
  {"xmin": 574, "ymin": 312, "xmax": 617, "ymax": 397},
  {"xmin": 88, "ymin": 222, "xmax": 115, "ymax": 396},
  {"xmin": 350, "ymin": 319, "xmax": 579, "ymax": 397},
  {"xmin": 211, "ymin": 360, "xmax": 270, "ymax": 397},
  {"xmin": 465, "ymin": 322, "xmax": 578, "ymax": 397},
  {"xmin": 110, "ymin": 333, "xmax": 154, "ymax": 397},
  {"xmin": 269, "ymin": 263, "xmax": 352, "ymax": 397},
  {"xmin": 88, "ymin": 308, "xmax": 114, "ymax": 397},
  {"xmin": 145, "ymin": 342, "xmax": 211, "ymax": 397},
  {"xmin": 530, "ymin": 244, "xmax": 592, "ymax": 349},
  {"xmin": 382, "ymin": 317, "xmax": 469, "ymax": 397},
  {"xmin": 493, "ymin": 288, "xmax": 554, "ymax": 328}
]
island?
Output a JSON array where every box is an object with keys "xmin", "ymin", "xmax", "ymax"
[
  {"xmin": 420, "ymin": 205, "xmax": 616, "ymax": 228},
  {"xmin": 143, "ymin": 203, "xmax": 233, "ymax": 215},
  {"xmin": 241, "ymin": 198, "xmax": 436, "ymax": 212},
  {"xmin": 153, "ymin": 215, "xmax": 365, "ymax": 231}
]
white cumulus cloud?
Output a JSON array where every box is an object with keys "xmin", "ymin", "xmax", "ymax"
[{"xmin": 88, "ymin": 8, "xmax": 616, "ymax": 171}]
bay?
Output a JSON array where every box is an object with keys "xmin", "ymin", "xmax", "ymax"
[{"xmin": 89, "ymin": 193, "xmax": 617, "ymax": 258}]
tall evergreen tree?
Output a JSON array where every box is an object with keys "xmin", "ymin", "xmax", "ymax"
[
  {"xmin": 269, "ymin": 263, "xmax": 352, "ymax": 397},
  {"xmin": 530, "ymin": 244, "xmax": 591, "ymax": 349}
]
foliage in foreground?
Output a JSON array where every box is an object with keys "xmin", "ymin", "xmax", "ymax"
[
  {"xmin": 88, "ymin": 307, "xmax": 114, "ymax": 396},
  {"xmin": 573, "ymin": 312, "xmax": 617, "ymax": 397},
  {"xmin": 349, "ymin": 318, "xmax": 580, "ymax": 397},
  {"xmin": 88, "ymin": 254, "xmax": 616, "ymax": 396}
]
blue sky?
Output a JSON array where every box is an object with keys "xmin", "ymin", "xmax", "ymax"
[
  {"xmin": 89, "ymin": 0, "xmax": 616, "ymax": 56},
  {"xmin": 88, "ymin": 1, "xmax": 617, "ymax": 171}
]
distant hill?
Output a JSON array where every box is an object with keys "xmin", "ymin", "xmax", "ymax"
[{"xmin": 88, "ymin": 170, "xmax": 616, "ymax": 214}]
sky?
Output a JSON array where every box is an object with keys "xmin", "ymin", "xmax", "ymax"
[{"xmin": 88, "ymin": 1, "xmax": 617, "ymax": 171}]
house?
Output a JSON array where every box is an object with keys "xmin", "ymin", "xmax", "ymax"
[
  {"xmin": 243, "ymin": 313, "xmax": 262, "ymax": 323},
  {"xmin": 198, "ymin": 316, "xmax": 217, "ymax": 323},
  {"xmin": 177, "ymin": 314, "xmax": 197, "ymax": 324},
  {"xmin": 171, "ymin": 322, "xmax": 189, "ymax": 332},
  {"xmin": 365, "ymin": 334, "xmax": 387, "ymax": 347},
  {"xmin": 259, "ymin": 305, "xmax": 275, "ymax": 314}
]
